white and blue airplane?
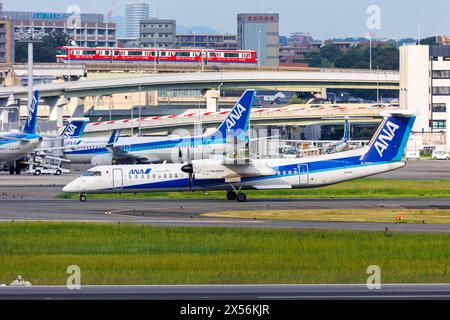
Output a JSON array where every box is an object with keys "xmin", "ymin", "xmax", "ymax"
[
  {"xmin": 0, "ymin": 90, "xmax": 42, "ymax": 174},
  {"xmin": 323, "ymin": 116, "xmax": 351, "ymax": 154},
  {"xmin": 63, "ymin": 110, "xmax": 416, "ymax": 202},
  {"xmin": 63, "ymin": 89, "xmax": 255, "ymax": 165}
]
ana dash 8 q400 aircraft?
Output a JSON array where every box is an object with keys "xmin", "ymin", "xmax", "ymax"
[
  {"xmin": 63, "ymin": 89, "xmax": 256, "ymax": 165},
  {"xmin": 63, "ymin": 110, "xmax": 416, "ymax": 202},
  {"xmin": 0, "ymin": 90, "xmax": 42, "ymax": 174}
]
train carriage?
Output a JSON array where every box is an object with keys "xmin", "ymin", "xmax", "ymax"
[{"xmin": 56, "ymin": 46, "xmax": 257, "ymax": 65}]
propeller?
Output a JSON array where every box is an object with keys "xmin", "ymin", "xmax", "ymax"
[{"xmin": 181, "ymin": 147, "xmax": 194, "ymax": 190}]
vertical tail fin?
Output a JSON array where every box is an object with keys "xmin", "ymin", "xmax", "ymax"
[
  {"xmin": 209, "ymin": 89, "xmax": 255, "ymax": 142},
  {"xmin": 23, "ymin": 90, "xmax": 39, "ymax": 134},
  {"xmin": 343, "ymin": 116, "xmax": 349, "ymax": 143},
  {"xmin": 107, "ymin": 129, "xmax": 121, "ymax": 146},
  {"xmin": 61, "ymin": 120, "xmax": 87, "ymax": 139},
  {"xmin": 360, "ymin": 111, "xmax": 416, "ymax": 163}
]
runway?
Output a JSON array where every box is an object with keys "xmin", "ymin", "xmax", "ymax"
[
  {"xmin": 0, "ymin": 160, "xmax": 449, "ymax": 233},
  {"xmin": 2, "ymin": 284, "xmax": 450, "ymax": 300},
  {"xmin": 1, "ymin": 197, "xmax": 450, "ymax": 233}
]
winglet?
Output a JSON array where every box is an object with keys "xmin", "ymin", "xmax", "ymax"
[
  {"xmin": 23, "ymin": 90, "xmax": 39, "ymax": 134},
  {"xmin": 107, "ymin": 129, "xmax": 121, "ymax": 146}
]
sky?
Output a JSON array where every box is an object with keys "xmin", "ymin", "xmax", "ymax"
[{"xmin": 3, "ymin": 0, "xmax": 450, "ymax": 39}]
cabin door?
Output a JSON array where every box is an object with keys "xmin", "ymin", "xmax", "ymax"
[
  {"xmin": 112, "ymin": 168, "xmax": 123, "ymax": 189},
  {"xmin": 298, "ymin": 164, "xmax": 309, "ymax": 185}
]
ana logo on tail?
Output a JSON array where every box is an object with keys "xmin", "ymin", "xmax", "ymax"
[
  {"xmin": 374, "ymin": 121, "xmax": 400, "ymax": 157},
  {"xmin": 27, "ymin": 94, "xmax": 38, "ymax": 128},
  {"xmin": 64, "ymin": 123, "xmax": 79, "ymax": 138},
  {"xmin": 225, "ymin": 103, "xmax": 246, "ymax": 133}
]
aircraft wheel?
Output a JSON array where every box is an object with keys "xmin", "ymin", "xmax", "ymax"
[
  {"xmin": 9, "ymin": 167, "xmax": 14, "ymax": 175},
  {"xmin": 79, "ymin": 194, "xmax": 87, "ymax": 202},
  {"xmin": 236, "ymin": 192, "xmax": 247, "ymax": 202},
  {"xmin": 226, "ymin": 191, "xmax": 237, "ymax": 201},
  {"xmin": 15, "ymin": 168, "xmax": 21, "ymax": 175}
]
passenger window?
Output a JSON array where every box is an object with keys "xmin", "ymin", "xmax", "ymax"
[{"xmin": 277, "ymin": 171, "xmax": 281, "ymax": 175}]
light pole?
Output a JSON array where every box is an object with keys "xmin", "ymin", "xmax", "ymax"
[
  {"xmin": 154, "ymin": 33, "xmax": 158, "ymax": 73},
  {"xmin": 366, "ymin": 32, "xmax": 373, "ymax": 70},
  {"xmin": 17, "ymin": 29, "xmax": 43, "ymax": 127},
  {"xmin": 257, "ymin": 30, "xmax": 262, "ymax": 70}
]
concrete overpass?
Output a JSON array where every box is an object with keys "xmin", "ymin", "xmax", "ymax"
[{"xmin": 0, "ymin": 69, "xmax": 398, "ymax": 100}]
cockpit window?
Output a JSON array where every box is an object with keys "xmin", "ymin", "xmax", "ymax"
[{"xmin": 82, "ymin": 171, "xmax": 102, "ymax": 177}]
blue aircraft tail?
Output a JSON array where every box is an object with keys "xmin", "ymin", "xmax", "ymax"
[
  {"xmin": 360, "ymin": 111, "xmax": 416, "ymax": 163},
  {"xmin": 23, "ymin": 90, "xmax": 39, "ymax": 134},
  {"xmin": 107, "ymin": 129, "xmax": 121, "ymax": 146},
  {"xmin": 61, "ymin": 120, "xmax": 87, "ymax": 139},
  {"xmin": 209, "ymin": 89, "xmax": 255, "ymax": 142},
  {"xmin": 343, "ymin": 117, "xmax": 349, "ymax": 143}
]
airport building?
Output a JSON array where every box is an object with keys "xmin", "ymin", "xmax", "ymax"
[
  {"xmin": 125, "ymin": 0, "xmax": 150, "ymax": 39},
  {"xmin": 140, "ymin": 19, "xmax": 176, "ymax": 48},
  {"xmin": 237, "ymin": 13, "xmax": 279, "ymax": 66},
  {"xmin": 3, "ymin": 11, "xmax": 117, "ymax": 47},
  {"xmin": 400, "ymin": 44, "xmax": 450, "ymax": 151}
]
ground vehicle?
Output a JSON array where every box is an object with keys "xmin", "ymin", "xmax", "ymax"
[
  {"xmin": 27, "ymin": 156, "xmax": 71, "ymax": 176},
  {"xmin": 432, "ymin": 150, "xmax": 450, "ymax": 160},
  {"xmin": 56, "ymin": 46, "xmax": 257, "ymax": 64},
  {"xmin": 406, "ymin": 151, "xmax": 420, "ymax": 160}
]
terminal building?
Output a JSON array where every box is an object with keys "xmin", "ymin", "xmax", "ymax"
[{"xmin": 400, "ymin": 45, "xmax": 450, "ymax": 152}]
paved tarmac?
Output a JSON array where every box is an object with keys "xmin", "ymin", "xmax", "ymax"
[
  {"xmin": 2, "ymin": 284, "xmax": 450, "ymax": 300},
  {"xmin": 0, "ymin": 198, "xmax": 449, "ymax": 233}
]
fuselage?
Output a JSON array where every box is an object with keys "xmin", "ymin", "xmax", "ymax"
[
  {"xmin": 63, "ymin": 148, "xmax": 405, "ymax": 194},
  {"xmin": 0, "ymin": 133, "xmax": 42, "ymax": 161}
]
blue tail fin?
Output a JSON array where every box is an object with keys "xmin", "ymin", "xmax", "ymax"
[
  {"xmin": 107, "ymin": 129, "xmax": 121, "ymax": 146},
  {"xmin": 343, "ymin": 117, "xmax": 349, "ymax": 143},
  {"xmin": 23, "ymin": 90, "xmax": 39, "ymax": 134},
  {"xmin": 210, "ymin": 89, "xmax": 255, "ymax": 142},
  {"xmin": 360, "ymin": 111, "xmax": 416, "ymax": 163},
  {"xmin": 61, "ymin": 120, "xmax": 87, "ymax": 139}
]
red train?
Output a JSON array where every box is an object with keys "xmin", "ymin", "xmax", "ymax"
[{"xmin": 56, "ymin": 46, "xmax": 257, "ymax": 64}]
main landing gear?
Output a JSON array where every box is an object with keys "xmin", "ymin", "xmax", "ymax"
[
  {"xmin": 226, "ymin": 190, "xmax": 247, "ymax": 202},
  {"xmin": 79, "ymin": 194, "xmax": 87, "ymax": 202}
]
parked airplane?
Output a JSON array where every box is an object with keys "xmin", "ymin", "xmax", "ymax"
[
  {"xmin": 62, "ymin": 89, "xmax": 255, "ymax": 165},
  {"xmin": 323, "ymin": 116, "xmax": 350, "ymax": 154},
  {"xmin": 0, "ymin": 90, "xmax": 42, "ymax": 174},
  {"xmin": 63, "ymin": 110, "xmax": 415, "ymax": 202}
]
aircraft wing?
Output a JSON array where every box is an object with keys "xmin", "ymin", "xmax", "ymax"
[{"xmin": 192, "ymin": 158, "xmax": 275, "ymax": 181}]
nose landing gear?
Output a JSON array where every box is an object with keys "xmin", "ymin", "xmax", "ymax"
[{"xmin": 79, "ymin": 194, "xmax": 87, "ymax": 202}]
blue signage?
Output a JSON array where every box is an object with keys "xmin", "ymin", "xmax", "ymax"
[{"xmin": 31, "ymin": 12, "xmax": 68, "ymax": 20}]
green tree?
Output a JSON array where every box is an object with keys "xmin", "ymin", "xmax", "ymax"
[
  {"xmin": 15, "ymin": 30, "xmax": 68, "ymax": 63},
  {"xmin": 319, "ymin": 45, "xmax": 341, "ymax": 65}
]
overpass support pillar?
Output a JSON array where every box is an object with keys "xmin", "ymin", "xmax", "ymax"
[
  {"xmin": 45, "ymin": 96, "xmax": 67, "ymax": 130},
  {"xmin": 149, "ymin": 90, "xmax": 158, "ymax": 106},
  {"xmin": 203, "ymin": 89, "xmax": 220, "ymax": 112},
  {"xmin": 318, "ymin": 88, "xmax": 327, "ymax": 99},
  {"xmin": 68, "ymin": 97, "xmax": 85, "ymax": 118}
]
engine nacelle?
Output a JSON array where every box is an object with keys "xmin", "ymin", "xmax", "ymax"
[{"xmin": 91, "ymin": 154, "xmax": 115, "ymax": 166}]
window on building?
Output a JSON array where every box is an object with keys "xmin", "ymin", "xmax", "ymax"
[
  {"xmin": 432, "ymin": 103, "xmax": 447, "ymax": 113},
  {"xmin": 432, "ymin": 120, "xmax": 447, "ymax": 129},
  {"xmin": 432, "ymin": 70, "xmax": 450, "ymax": 79},
  {"xmin": 432, "ymin": 87, "xmax": 450, "ymax": 95}
]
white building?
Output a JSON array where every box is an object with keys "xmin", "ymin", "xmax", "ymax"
[
  {"xmin": 400, "ymin": 45, "xmax": 450, "ymax": 152},
  {"xmin": 125, "ymin": 0, "xmax": 149, "ymax": 39}
]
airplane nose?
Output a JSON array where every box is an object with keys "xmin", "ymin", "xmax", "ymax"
[{"xmin": 63, "ymin": 180, "xmax": 79, "ymax": 193}]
